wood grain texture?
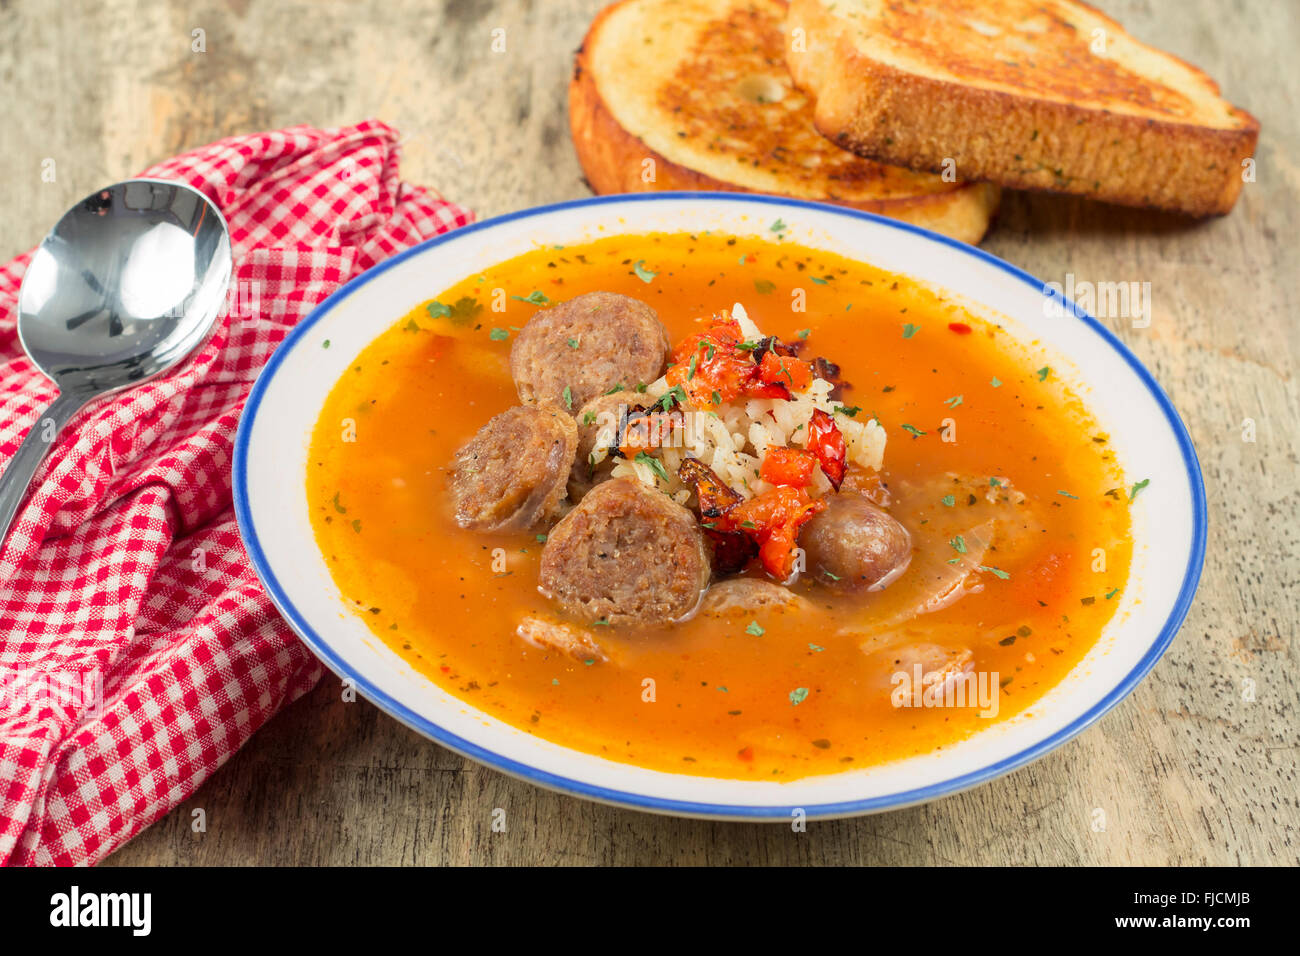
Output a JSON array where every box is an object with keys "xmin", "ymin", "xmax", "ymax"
[{"xmin": 0, "ymin": 0, "xmax": 1294, "ymax": 866}]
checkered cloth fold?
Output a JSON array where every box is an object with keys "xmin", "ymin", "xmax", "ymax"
[{"xmin": 0, "ymin": 120, "xmax": 473, "ymax": 865}]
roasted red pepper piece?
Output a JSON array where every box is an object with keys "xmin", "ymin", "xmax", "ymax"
[
  {"xmin": 678, "ymin": 458, "xmax": 756, "ymax": 573},
  {"xmin": 719, "ymin": 485, "xmax": 826, "ymax": 582},
  {"xmin": 620, "ymin": 408, "xmax": 683, "ymax": 458},
  {"xmin": 806, "ymin": 408, "xmax": 847, "ymax": 490},
  {"xmin": 678, "ymin": 457, "xmax": 743, "ymax": 518},
  {"xmin": 705, "ymin": 528, "xmax": 758, "ymax": 575},
  {"xmin": 757, "ymin": 350, "xmax": 813, "ymax": 391},
  {"xmin": 666, "ymin": 316, "xmax": 810, "ymax": 407},
  {"xmin": 759, "ymin": 446, "xmax": 817, "ymax": 488}
]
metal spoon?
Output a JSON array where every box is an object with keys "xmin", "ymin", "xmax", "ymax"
[{"xmin": 0, "ymin": 178, "xmax": 232, "ymax": 549}]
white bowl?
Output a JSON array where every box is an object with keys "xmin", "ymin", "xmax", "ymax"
[{"xmin": 233, "ymin": 194, "xmax": 1205, "ymax": 820}]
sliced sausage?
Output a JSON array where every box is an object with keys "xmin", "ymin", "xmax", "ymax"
[
  {"xmin": 448, "ymin": 404, "xmax": 577, "ymax": 532},
  {"xmin": 800, "ymin": 493, "xmax": 912, "ymax": 591},
  {"xmin": 538, "ymin": 478, "xmax": 710, "ymax": 627},
  {"xmin": 567, "ymin": 389, "xmax": 645, "ymax": 501},
  {"xmin": 510, "ymin": 292, "xmax": 670, "ymax": 408},
  {"xmin": 699, "ymin": 578, "xmax": 811, "ymax": 617}
]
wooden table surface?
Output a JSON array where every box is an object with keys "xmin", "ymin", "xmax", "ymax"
[{"xmin": 1, "ymin": 0, "xmax": 1295, "ymax": 866}]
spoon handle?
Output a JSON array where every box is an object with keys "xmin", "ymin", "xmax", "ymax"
[{"xmin": 0, "ymin": 389, "xmax": 89, "ymax": 553}]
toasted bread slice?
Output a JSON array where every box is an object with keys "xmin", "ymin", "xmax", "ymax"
[
  {"xmin": 786, "ymin": 0, "xmax": 1259, "ymax": 216},
  {"xmin": 570, "ymin": 0, "xmax": 1001, "ymax": 244}
]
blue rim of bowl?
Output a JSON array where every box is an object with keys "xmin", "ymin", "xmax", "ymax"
[{"xmin": 233, "ymin": 192, "xmax": 1207, "ymax": 820}]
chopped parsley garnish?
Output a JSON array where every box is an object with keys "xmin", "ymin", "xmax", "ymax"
[
  {"xmin": 510, "ymin": 290, "xmax": 549, "ymax": 305},
  {"xmin": 1036, "ymin": 366, "xmax": 1050, "ymax": 381},
  {"xmin": 582, "ymin": 411, "xmax": 597, "ymax": 425},
  {"xmin": 990, "ymin": 376, "xmax": 1003, "ymax": 387},
  {"xmin": 940, "ymin": 494, "xmax": 955, "ymax": 507},
  {"xmin": 944, "ymin": 394, "xmax": 964, "ymax": 407},
  {"xmin": 634, "ymin": 451, "xmax": 670, "ymax": 483},
  {"xmin": 424, "ymin": 296, "xmax": 484, "ymax": 324},
  {"xmin": 350, "ymin": 519, "xmax": 362, "ymax": 533},
  {"xmin": 745, "ymin": 621, "xmax": 765, "ymax": 637},
  {"xmin": 633, "ymin": 260, "xmax": 657, "ymax": 283},
  {"xmin": 1129, "ymin": 478, "xmax": 1150, "ymax": 501},
  {"xmin": 1105, "ymin": 587, "xmax": 1119, "ymax": 599},
  {"xmin": 770, "ymin": 218, "xmax": 787, "ymax": 233},
  {"xmin": 797, "ymin": 329, "xmax": 811, "ymax": 339},
  {"xmin": 900, "ymin": 423, "xmax": 926, "ymax": 437},
  {"xmin": 535, "ymin": 534, "xmax": 547, "ymax": 543},
  {"xmin": 950, "ymin": 535, "xmax": 968, "ymax": 554},
  {"xmin": 331, "ymin": 492, "xmax": 347, "ymax": 514},
  {"xmin": 711, "ymin": 390, "xmax": 722, "ymax": 406},
  {"xmin": 833, "ymin": 405, "xmax": 861, "ymax": 417},
  {"xmin": 990, "ymin": 477, "xmax": 1002, "ymax": 487},
  {"xmin": 1057, "ymin": 490, "xmax": 1078, "ymax": 499},
  {"xmin": 592, "ymin": 619, "xmax": 611, "ymax": 627},
  {"xmin": 980, "ymin": 565, "xmax": 1010, "ymax": 579},
  {"xmin": 809, "ymin": 643, "xmax": 824, "ymax": 653},
  {"xmin": 753, "ymin": 279, "xmax": 776, "ymax": 295},
  {"xmin": 789, "ymin": 687, "xmax": 809, "ymax": 706},
  {"xmin": 489, "ymin": 327, "xmax": 509, "ymax": 341},
  {"xmin": 562, "ymin": 385, "xmax": 574, "ymax": 410},
  {"xmin": 902, "ymin": 323, "xmax": 920, "ymax": 339},
  {"xmin": 567, "ymin": 337, "xmax": 580, "ymax": 349},
  {"xmin": 687, "ymin": 353, "xmax": 698, "ymax": 380},
  {"xmin": 655, "ymin": 384, "xmax": 688, "ymax": 410},
  {"xmin": 322, "ymin": 339, "xmax": 331, "ymax": 349}
]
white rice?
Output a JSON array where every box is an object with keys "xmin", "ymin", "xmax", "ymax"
[{"xmin": 606, "ymin": 303, "xmax": 887, "ymax": 503}]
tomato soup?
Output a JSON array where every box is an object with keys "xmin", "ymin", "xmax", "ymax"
[{"xmin": 307, "ymin": 231, "xmax": 1132, "ymax": 780}]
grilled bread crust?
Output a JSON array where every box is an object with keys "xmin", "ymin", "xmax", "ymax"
[
  {"xmin": 785, "ymin": 0, "xmax": 1259, "ymax": 216},
  {"xmin": 569, "ymin": 0, "xmax": 1000, "ymax": 244}
]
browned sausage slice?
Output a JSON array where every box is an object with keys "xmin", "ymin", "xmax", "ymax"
[
  {"xmin": 800, "ymin": 494, "xmax": 912, "ymax": 591},
  {"xmin": 510, "ymin": 292, "xmax": 670, "ymax": 408},
  {"xmin": 538, "ymin": 478, "xmax": 710, "ymax": 627},
  {"xmin": 567, "ymin": 389, "xmax": 645, "ymax": 501},
  {"xmin": 448, "ymin": 404, "xmax": 577, "ymax": 532}
]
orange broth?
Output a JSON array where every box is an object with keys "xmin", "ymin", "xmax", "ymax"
[{"xmin": 307, "ymin": 231, "xmax": 1132, "ymax": 779}]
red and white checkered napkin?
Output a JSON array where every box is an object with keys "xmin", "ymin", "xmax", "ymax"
[{"xmin": 0, "ymin": 120, "xmax": 474, "ymax": 865}]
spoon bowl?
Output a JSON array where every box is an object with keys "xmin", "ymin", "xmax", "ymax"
[{"xmin": 0, "ymin": 179, "xmax": 232, "ymax": 554}]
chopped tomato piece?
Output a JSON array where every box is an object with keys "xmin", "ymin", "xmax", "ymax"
[
  {"xmin": 741, "ymin": 379, "xmax": 792, "ymax": 400},
  {"xmin": 948, "ymin": 322, "xmax": 972, "ymax": 335},
  {"xmin": 760, "ymin": 446, "xmax": 817, "ymax": 488},
  {"xmin": 719, "ymin": 485, "xmax": 826, "ymax": 582},
  {"xmin": 668, "ymin": 339, "xmax": 759, "ymax": 407},
  {"xmin": 806, "ymin": 408, "xmax": 848, "ymax": 489},
  {"xmin": 757, "ymin": 351, "xmax": 813, "ymax": 391},
  {"xmin": 665, "ymin": 315, "xmax": 808, "ymax": 407},
  {"xmin": 670, "ymin": 313, "xmax": 741, "ymax": 364}
]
